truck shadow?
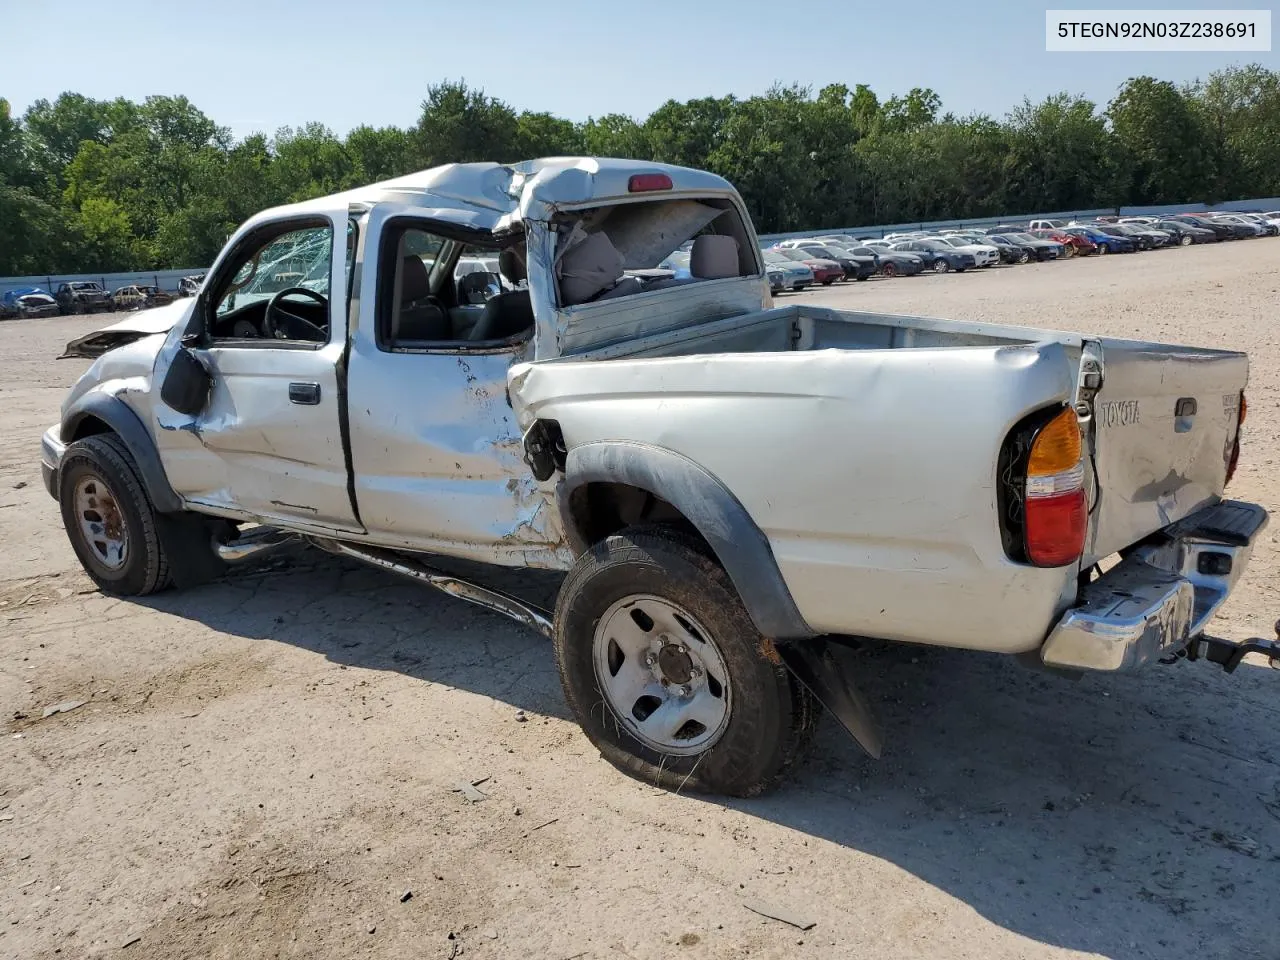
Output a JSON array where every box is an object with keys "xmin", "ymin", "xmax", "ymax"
[{"xmin": 144, "ymin": 547, "xmax": 1279, "ymax": 960}]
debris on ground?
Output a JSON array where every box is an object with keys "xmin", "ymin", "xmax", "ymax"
[
  {"xmin": 13, "ymin": 481, "xmax": 27, "ymax": 489},
  {"xmin": 743, "ymin": 898, "xmax": 816, "ymax": 931},
  {"xmin": 452, "ymin": 779, "xmax": 489, "ymax": 804},
  {"xmin": 41, "ymin": 700, "xmax": 86, "ymax": 719},
  {"xmin": 400, "ymin": 889, "xmax": 413, "ymax": 903},
  {"xmin": 514, "ymin": 710, "xmax": 527, "ymax": 722},
  {"xmin": 121, "ymin": 935, "xmax": 141, "ymax": 948}
]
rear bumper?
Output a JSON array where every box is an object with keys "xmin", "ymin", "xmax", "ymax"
[{"xmin": 1041, "ymin": 500, "xmax": 1268, "ymax": 672}]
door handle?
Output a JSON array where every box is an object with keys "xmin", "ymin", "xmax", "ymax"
[{"xmin": 288, "ymin": 382, "xmax": 321, "ymax": 405}]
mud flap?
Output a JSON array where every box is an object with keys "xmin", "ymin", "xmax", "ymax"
[{"xmin": 774, "ymin": 637, "xmax": 883, "ymax": 759}]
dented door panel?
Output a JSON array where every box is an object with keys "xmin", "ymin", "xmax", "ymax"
[{"xmin": 344, "ymin": 341, "xmax": 569, "ymax": 567}]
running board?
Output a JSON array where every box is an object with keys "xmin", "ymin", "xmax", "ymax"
[
  {"xmin": 216, "ymin": 525, "xmax": 298, "ymax": 563},
  {"xmin": 312, "ymin": 539, "xmax": 554, "ymax": 639}
]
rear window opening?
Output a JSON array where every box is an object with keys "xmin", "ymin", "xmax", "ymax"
[{"xmin": 552, "ymin": 197, "xmax": 759, "ymax": 307}]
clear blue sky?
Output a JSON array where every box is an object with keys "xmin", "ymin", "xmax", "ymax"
[{"xmin": 3, "ymin": 0, "xmax": 1275, "ymax": 138}]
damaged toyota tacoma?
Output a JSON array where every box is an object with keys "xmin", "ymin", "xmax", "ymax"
[{"xmin": 41, "ymin": 158, "xmax": 1279, "ymax": 796}]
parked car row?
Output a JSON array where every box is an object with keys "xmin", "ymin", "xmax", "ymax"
[
  {"xmin": 753, "ymin": 207, "xmax": 1280, "ymax": 287},
  {"xmin": 0, "ymin": 281, "xmax": 179, "ymax": 319}
]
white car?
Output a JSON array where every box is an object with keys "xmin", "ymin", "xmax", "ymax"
[{"xmin": 929, "ymin": 235, "xmax": 999, "ymax": 267}]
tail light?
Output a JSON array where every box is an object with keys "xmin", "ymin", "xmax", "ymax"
[
  {"xmin": 1225, "ymin": 391, "xmax": 1246, "ymax": 486},
  {"xmin": 1024, "ymin": 407, "xmax": 1087, "ymax": 566}
]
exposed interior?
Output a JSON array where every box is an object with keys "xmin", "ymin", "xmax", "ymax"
[{"xmin": 553, "ymin": 197, "xmax": 759, "ymax": 307}]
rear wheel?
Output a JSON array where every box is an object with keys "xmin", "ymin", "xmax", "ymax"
[
  {"xmin": 554, "ymin": 525, "xmax": 817, "ymax": 796},
  {"xmin": 1062, "ymin": 244, "xmax": 1076, "ymax": 258},
  {"xmin": 1017, "ymin": 249, "xmax": 1031, "ymax": 264},
  {"xmin": 1180, "ymin": 234, "xmax": 1193, "ymax": 246},
  {"xmin": 931, "ymin": 258, "xmax": 950, "ymax": 274},
  {"xmin": 59, "ymin": 434, "xmax": 171, "ymax": 596},
  {"xmin": 880, "ymin": 261, "xmax": 898, "ymax": 278},
  {"xmin": 1097, "ymin": 242, "xmax": 1109, "ymax": 255}
]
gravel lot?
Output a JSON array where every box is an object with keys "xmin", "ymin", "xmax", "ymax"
[{"xmin": 3, "ymin": 241, "xmax": 1279, "ymax": 960}]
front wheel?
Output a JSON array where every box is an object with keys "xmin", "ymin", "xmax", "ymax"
[
  {"xmin": 1180, "ymin": 234, "xmax": 1193, "ymax": 246},
  {"xmin": 931, "ymin": 258, "xmax": 950, "ymax": 274},
  {"xmin": 58, "ymin": 434, "xmax": 172, "ymax": 596},
  {"xmin": 1017, "ymin": 250, "xmax": 1030, "ymax": 264},
  {"xmin": 1097, "ymin": 242, "xmax": 1109, "ymax": 255},
  {"xmin": 554, "ymin": 525, "xmax": 816, "ymax": 796},
  {"xmin": 880, "ymin": 261, "xmax": 898, "ymax": 278}
]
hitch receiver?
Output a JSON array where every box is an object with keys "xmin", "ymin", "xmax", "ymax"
[{"xmin": 1186, "ymin": 619, "xmax": 1280, "ymax": 673}]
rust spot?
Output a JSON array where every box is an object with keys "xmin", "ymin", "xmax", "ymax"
[{"xmin": 759, "ymin": 636, "xmax": 783, "ymax": 666}]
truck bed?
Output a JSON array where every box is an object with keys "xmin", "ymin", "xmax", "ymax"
[{"xmin": 511, "ymin": 304, "xmax": 1248, "ymax": 651}]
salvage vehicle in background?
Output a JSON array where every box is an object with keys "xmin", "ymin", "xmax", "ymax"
[
  {"xmin": 890, "ymin": 238, "xmax": 976, "ymax": 272},
  {"xmin": 930, "ymin": 236, "xmax": 999, "ymax": 267},
  {"xmin": 1029, "ymin": 229, "xmax": 1093, "ymax": 256},
  {"xmin": 1230, "ymin": 213, "xmax": 1278, "ymax": 236},
  {"xmin": 177, "ymin": 275, "xmax": 206, "ymax": 297},
  {"xmin": 1153, "ymin": 219, "xmax": 1217, "ymax": 245},
  {"xmin": 55, "ymin": 281, "xmax": 112, "ymax": 315},
  {"xmin": 1207, "ymin": 214, "xmax": 1264, "ymax": 238},
  {"xmin": 40, "ymin": 157, "xmax": 1278, "ymax": 797},
  {"xmin": 761, "ymin": 249, "xmax": 814, "ymax": 290},
  {"xmin": 1164, "ymin": 214, "xmax": 1237, "ymax": 240},
  {"xmin": 1112, "ymin": 222, "xmax": 1175, "ymax": 249},
  {"xmin": 846, "ymin": 244, "xmax": 923, "ymax": 277},
  {"xmin": 1064, "ymin": 225, "xmax": 1135, "ymax": 254},
  {"xmin": 772, "ymin": 247, "xmax": 843, "ymax": 284},
  {"xmin": 2, "ymin": 287, "xmax": 61, "ymax": 319},
  {"xmin": 111, "ymin": 285, "xmax": 175, "ymax": 311}
]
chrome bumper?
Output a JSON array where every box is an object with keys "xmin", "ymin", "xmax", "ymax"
[
  {"xmin": 40, "ymin": 424, "xmax": 66, "ymax": 500},
  {"xmin": 1041, "ymin": 500, "xmax": 1268, "ymax": 672}
]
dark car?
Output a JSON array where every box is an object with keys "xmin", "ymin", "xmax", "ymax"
[
  {"xmin": 1110, "ymin": 222, "xmax": 1175, "ymax": 249},
  {"xmin": 989, "ymin": 233, "xmax": 1063, "ymax": 262},
  {"xmin": 983, "ymin": 234, "xmax": 1032, "ymax": 264},
  {"xmin": 1153, "ymin": 219, "xmax": 1217, "ymax": 245},
  {"xmin": 1165, "ymin": 215, "xmax": 1237, "ymax": 241},
  {"xmin": 794, "ymin": 243, "xmax": 876, "ymax": 281},
  {"xmin": 889, "ymin": 239, "xmax": 976, "ymax": 273},
  {"xmin": 1088, "ymin": 224, "xmax": 1159, "ymax": 251},
  {"xmin": 1063, "ymin": 225, "xmax": 1135, "ymax": 254},
  {"xmin": 847, "ymin": 245, "xmax": 923, "ymax": 278},
  {"xmin": 54, "ymin": 281, "xmax": 112, "ymax": 315}
]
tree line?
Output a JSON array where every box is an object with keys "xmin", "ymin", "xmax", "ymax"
[{"xmin": 2, "ymin": 66, "xmax": 1279, "ymax": 276}]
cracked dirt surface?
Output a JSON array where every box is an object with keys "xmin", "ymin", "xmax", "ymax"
[{"xmin": 2, "ymin": 241, "xmax": 1279, "ymax": 960}]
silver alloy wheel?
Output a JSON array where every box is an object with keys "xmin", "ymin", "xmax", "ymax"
[
  {"xmin": 592, "ymin": 594, "xmax": 732, "ymax": 755},
  {"xmin": 932, "ymin": 258, "xmax": 949, "ymax": 273},
  {"xmin": 74, "ymin": 474, "xmax": 128, "ymax": 570}
]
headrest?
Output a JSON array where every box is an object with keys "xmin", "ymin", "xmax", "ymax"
[
  {"xmin": 499, "ymin": 247, "xmax": 527, "ymax": 283},
  {"xmin": 690, "ymin": 235, "xmax": 740, "ymax": 279},
  {"xmin": 400, "ymin": 255, "xmax": 431, "ymax": 302},
  {"xmin": 558, "ymin": 231, "xmax": 624, "ymax": 305}
]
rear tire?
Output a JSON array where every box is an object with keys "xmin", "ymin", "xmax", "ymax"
[
  {"xmin": 59, "ymin": 434, "xmax": 171, "ymax": 596},
  {"xmin": 1097, "ymin": 243, "xmax": 1109, "ymax": 255},
  {"xmin": 554, "ymin": 525, "xmax": 817, "ymax": 797},
  {"xmin": 931, "ymin": 258, "xmax": 950, "ymax": 274},
  {"xmin": 1180, "ymin": 234, "xmax": 1192, "ymax": 246},
  {"xmin": 880, "ymin": 262, "xmax": 898, "ymax": 278},
  {"xmin": 1017, "ymin": 250, "xmax": 1030, "ymax": 264}
]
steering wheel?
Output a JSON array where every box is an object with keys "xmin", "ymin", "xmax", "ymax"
[{"xmin": 264, "ymin": 287, "xmax": 328, "ymax": 341}]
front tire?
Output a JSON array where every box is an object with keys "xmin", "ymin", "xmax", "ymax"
[
  {"xmin": 554, "ymin": 525, "xmax": 816, "ymax": 797},
  {"xmin": 1017, "ymin": 250, "xmax": 1030, "ymax": 264},
  {"xmin": 1097, "ymin": 242, "xmax": 1109, "ymax": 255},
  {"xmin": 880, "ymin": 261, "xmax": 898, "ymax": 278},
  {"xmin": 1180, "ymin": 234, "xmax": 1192, "ymax": 246},
  {"xmin": 59, "ymin": 434, "xmax": 171, "ymax": 596},
  {"xmin": 931, "ymin": 258, "xmax": 950, "ymax": 274}
]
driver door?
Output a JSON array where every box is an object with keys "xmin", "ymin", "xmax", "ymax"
[{"xmin": 152, "ymin": 212, "xmax": 363, "ymax": 533}]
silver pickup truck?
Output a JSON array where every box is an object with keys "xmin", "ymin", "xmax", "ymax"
[{"xmin": 41, "ymin": 157, "xmax": 1278, "ymax": 796}]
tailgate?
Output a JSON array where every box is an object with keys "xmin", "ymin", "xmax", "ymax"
[{"xmin": 1084, "ymin": 338, "xmax": 1248, "ymax": 561}]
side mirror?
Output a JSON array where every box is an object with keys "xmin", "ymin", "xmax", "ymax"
[
  {"xmin": 458, "ymin": 271, "xmax": 503, "ymax": 305},
  {"xmin": 160, "ymin": 339, "xmax": 214, "ymax": 415}
]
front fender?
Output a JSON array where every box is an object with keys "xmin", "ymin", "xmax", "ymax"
[
  {"xmin": 561, "ymin": 440, "xmax": 815, "ymax": 640},
  {"xmin": 61, "ymin": 392, "xmax": 183, "ymax": 514}
]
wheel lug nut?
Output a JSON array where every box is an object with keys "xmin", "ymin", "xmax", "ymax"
[
  {"xmin": 675, "ymin": 685, "xmax": 690, "ymax": 698},
  {"xmin": 689, "ymin": 667, "xmax": 702, "ymax": 679}
]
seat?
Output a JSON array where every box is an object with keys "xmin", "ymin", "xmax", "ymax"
[
  {"xmin": 468, "ymin": 290, "xmax": 534, "ymax": 341},
  {"xmin": 689, "ymin": 235, "xmax": 741, "ymax": 279},
  {"xmin": 558, "ymin": 230, "xmax": 626, "ymax": 305},
  {"xmin": 395, "ymin": 255, "xmax": 450, "ymax": 341}
]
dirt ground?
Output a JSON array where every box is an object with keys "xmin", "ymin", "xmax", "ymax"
[{"xmin": 3, "ymin": 241, "xmax": 1279, "ymax": 960}]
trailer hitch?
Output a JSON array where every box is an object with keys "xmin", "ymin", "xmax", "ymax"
[{"xmin": 1183, "ymin": 619, "xmax": 1280, "ymax": 673}]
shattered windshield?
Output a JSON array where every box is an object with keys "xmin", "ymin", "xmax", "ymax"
[{"xmin": 218, "ymin": 225, "xmax": 332, "ymax": 316}]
